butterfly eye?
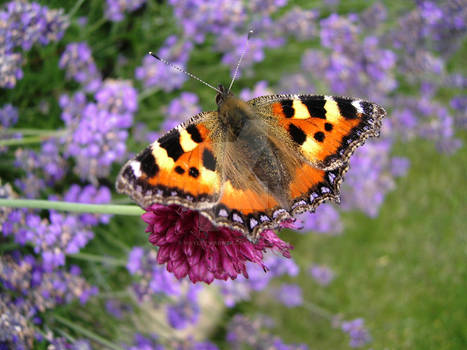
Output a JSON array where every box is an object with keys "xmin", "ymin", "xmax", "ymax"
[{"xmin": 216, "ymin": 92, "xmax": 223, "ymax": 105}]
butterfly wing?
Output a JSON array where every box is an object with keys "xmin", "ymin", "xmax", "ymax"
[
  {"xmin": 248, "ymin": 94, "xmax": 386, "ymax": 170},
  {"xmin": 116, "ymin": 112, "xmax": 222, "ymax": 209}
]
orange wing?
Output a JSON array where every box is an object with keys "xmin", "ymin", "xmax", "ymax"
[
  {"xmin": 249, "ymin": 94, "xmax": 386, "ymax": 170},
  {"xmin": 116, "ymin": 112, "xmax": 221, "ymax": 210}
]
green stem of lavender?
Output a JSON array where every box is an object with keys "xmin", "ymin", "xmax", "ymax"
[
  {"xmin": 302, "ymin": 300, "xmax": 335, "ymax": 321},
  {"xmin": 86, "ymin": 17, "xmax": 107, "ymax": 35},
  {"xmin": 69, "ymin": 252, "xmax": 127, "ymax": 266},
  {"xmin": 0, "ymin": 130, "xmax": 68, "ymax": 147},
  {"xmin": 68, "ymin": 0, "xmax": 86, "ymax": 18},
  {"xmin": 138, "ymin": 86, "xmax": 161, "ymax": 102},
  {"xmin": 54, "ymin": 315, "xmax": 124, "ymax": 350},
  {"xmin": 1, "ymin": 128, "xmax": 65, "ymax": 135},
  {"xmin": 0, "ymin": 199, "xmax": 143, "ymax": 216}
]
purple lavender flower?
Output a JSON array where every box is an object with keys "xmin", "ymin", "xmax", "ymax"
[
  {"xmin": 166, "ymin": 285, "xmax": 201, "ymax": 329},
  {"xmin": 277, "ymin": 7, "xmax": 318, "ymax": 41},
  {"xmin": 126, "ymin": 247, "xmax": 181, "ymax": 300},
  {"xmin": 61, "ymin": 80, "xmax": 137, "ymax": 180},
  {"xmin": 340, "ymin": 140, "xmax": 404, "ymax": 217},
  {"xmin": 62, "ymin": 184, "xmax": 112, "ymax": 225},
  {"xmin": 296, "ymin": 204, "xmax": 343, "ymax": 234},
  {"xmin": 239, "ymin": 81, "xmax": 272, "ymax": 101},
  {"xmin": 275, "ymin": 283, "xmax": 303, "ymax": 308},
  {"xmin": 392, "ymin": 96, "xmax": 461, "ymax": 153},
  {"xmin": 0, "ymin": 51, "xmax": 23, "ymax": 88},
  {"xmin": 0, "ymin": 253, "xmax": 98, "ymax": 312},
  {"xmin": 451, "ymin": 95, "xmax": 467, "ymax": 128},
  {"xmin": 309, "ymin": 264, "xmax": 335, "ymax": 286},
  {"xmin": 5, "ymin": 210, "xmax": 94, "ymax": 271},
  {"xmin": 2, "ymin": 184, "xmax": 109, "ymax": 270},
  {"xmin": 105, "ymin": 299, "xmax": 132, "ymax": 319},
  {"xmin": 169, "ymin": 0, "xmax": 247, "ymax": 44},
  {"xmin": 217, "ymin": 254, "xmax": 298, "ymax": 307},
  {"xmin": 132, "ymin": 122, "xmax": 160, "ymax": 143},
  {"xmin": 0, "ymin": 294, "xmax": 35, "ymax": 350},
  {"xmin": 0, "ymin": 1, "xmax": 68, "ymax": 88},
  {"xmin": 162, "ymin": 92, "xmax": 201, "ymax": 131},
  {"xmin": 135, "ymin": 36, "xmax": 193, "ymax": 92},
  {"xmin": 248, "ymin": 0, "xmax": 287, "ymax": 15},
  {"xmin": 1, "ymin": 1, "xmax": 68, "ymax": 50},
  {"xmin": 226, "ymin": 315, "xmax": 308, "ymax": 349},
  {"xmin": 47, "ymin": 338, "xmax": 92, "ymax": 350},
  {"xmin": 59, "ymin": 42, "xmax": 101, "ymax": 92},
  {"xmin": 390, "ymin": 157, "xmax": 410, "ymax": 178},
  {"xmin": 105, "ymin": 0, "xmax": 147, "ymax": 22},
  {"xmin": 359, "ymin": 2, "xmax": 387, "ymax": 30},
  {"xmin": 221, "ymin": 35, "xmax": 267, "ymax": 77},
  {"xmin": 125, "ymin": 334, "xmax": 164, "ymax": 350},
  {"xmin": 0, "ymin": 103, "xmax": 18, "ymax": 128},
  {"xmin": 341, "ymin": 318, "xmax": 372, "ymax": 347}
]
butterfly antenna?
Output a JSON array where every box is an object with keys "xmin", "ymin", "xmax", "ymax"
[
  {"xmin": 149, "ymin": 52, "xmax": 222, "ymax": 94},
  {"xmin": 227, "ymin": 29, "xmax": 254, "ymax": 93}
]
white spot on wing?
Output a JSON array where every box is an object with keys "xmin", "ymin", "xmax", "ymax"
[
  {"xmin": 232, "ymin": 213, "xmax": 243, "ymax": 223},
  {"xmin": 250, "ymin": 218, "xmax": 258, "ymax": 228},
  {"xmin": 352, "ymin": 100, "xmax": 364, "ymax": 114},
  {"xmin": 130, "ymin": 161, "xmax": 142, "ymax": 178},
  {"xmin": 292, "ymin": 200, "xmax": 307, "ymax": 209}
]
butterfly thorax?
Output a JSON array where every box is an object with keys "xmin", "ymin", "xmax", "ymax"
[{"xmin": 214, "ymin": 87, "xmax": 294, "ymax": 208}]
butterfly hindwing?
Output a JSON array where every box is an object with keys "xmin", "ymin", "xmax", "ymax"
[{"xmin": 116, "ymin": 112, "xmax": 222, "ymax": 209}]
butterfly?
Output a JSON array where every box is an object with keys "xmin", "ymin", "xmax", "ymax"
[{"xmin": 116, "ymin": 82, "xmax": 386, "ymax": 242}]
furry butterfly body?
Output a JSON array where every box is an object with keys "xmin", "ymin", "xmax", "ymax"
[{"xmin": 116, "ymin": 85, "xmax": 386, "ymax": 241}]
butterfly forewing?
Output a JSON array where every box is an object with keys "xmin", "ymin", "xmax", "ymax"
[{"xmin": 116, "ymin": 112, "xmax": 222, "ymax": 210}]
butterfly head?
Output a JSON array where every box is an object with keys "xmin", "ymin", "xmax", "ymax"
[{"xmin": 215, "ymin": 84, "xmax": 234, "ymax": 106}]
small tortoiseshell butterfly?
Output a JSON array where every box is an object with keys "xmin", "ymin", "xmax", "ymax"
[
  {"xmin": 117, "ymin": 83, "xmax": 385, "ymax": 241},
  {"xmin": 116, "ymin": 45, "xmax": 386, "ymax": 242}
]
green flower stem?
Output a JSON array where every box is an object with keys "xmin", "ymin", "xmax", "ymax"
[
  {"xmin": 69, "ymin": 252, "xmax": 127, "ymax": 267},
  {"xmin": 138, "ymin": 86, "xmax": 160, "ymax": 102},
  {"xmin": 54, "ymin": 315, "xmax": 124, "ymax": 350},
  {"xmin": 1, "ymin": 128, "xmax": 65, "ymax": 135},
  {"xmin": 303, "ymin": 301, "xmax": 335, "ymax": 321},
  {"xmin": 0, "ymin": 130, "xmax": 68, "ymax": 147},
  {"xmin": 86, "ymin": 17, "xmax": 107, "ymax": 35},
  {"xmin": 68, "ymin": 0, "xmax": 86, "ymax": 18},
  {"xmin": 0, "ymin": 199, "xmax": 144, "ymax": 216}
]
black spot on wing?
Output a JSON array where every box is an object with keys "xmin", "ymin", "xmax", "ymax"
[
  {"xmin": 334, "ymin": 97, "xmax": 358, "ymax": 119},
  {"xmin": 325, "ymin": 122, "xmax": 333, "ymax": 131},
  {"xmin": 289, "ymin": 124, "xmax": 306, "ymax": 145},
  {"xmin": 159, "ymin": 129, "xmax": 184, "ymax": 161},
  {"xmin": 202, "ymin": 149, "xmax": 216, "ymax": 171},
  {"xmin": 280, "ymin": 100, "xmax": 295, "ymax": 118},
  {"xmin": 136, "ymin": 147, "xmax": 159, "ymax": 177},
  {"xmin": 300, "ymin": 96, "xmax": 326, "ymax": 119},
  {"xmin": 314, "ymin": 131, "xmax": 325, "ymax": 142},
  {"xmin": 186, "ymin": 124, "xmax": 203, "ymax": 143},
  {"xmin": 189, "ymin": 167, "xmax": 199, "ymax": 178},
  {"xmin": 175, "ymin": 166, "xmax": 185, "ymax": 174}
]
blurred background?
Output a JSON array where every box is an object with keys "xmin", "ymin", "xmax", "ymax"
[{"xmin": 0, "ymin": 0, "xmax": 466, "ymax": 349}]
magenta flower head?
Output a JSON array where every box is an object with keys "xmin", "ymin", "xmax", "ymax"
[{"xmin": 142, "ymin": 204, "xmax": 293, "ymax": 284}]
